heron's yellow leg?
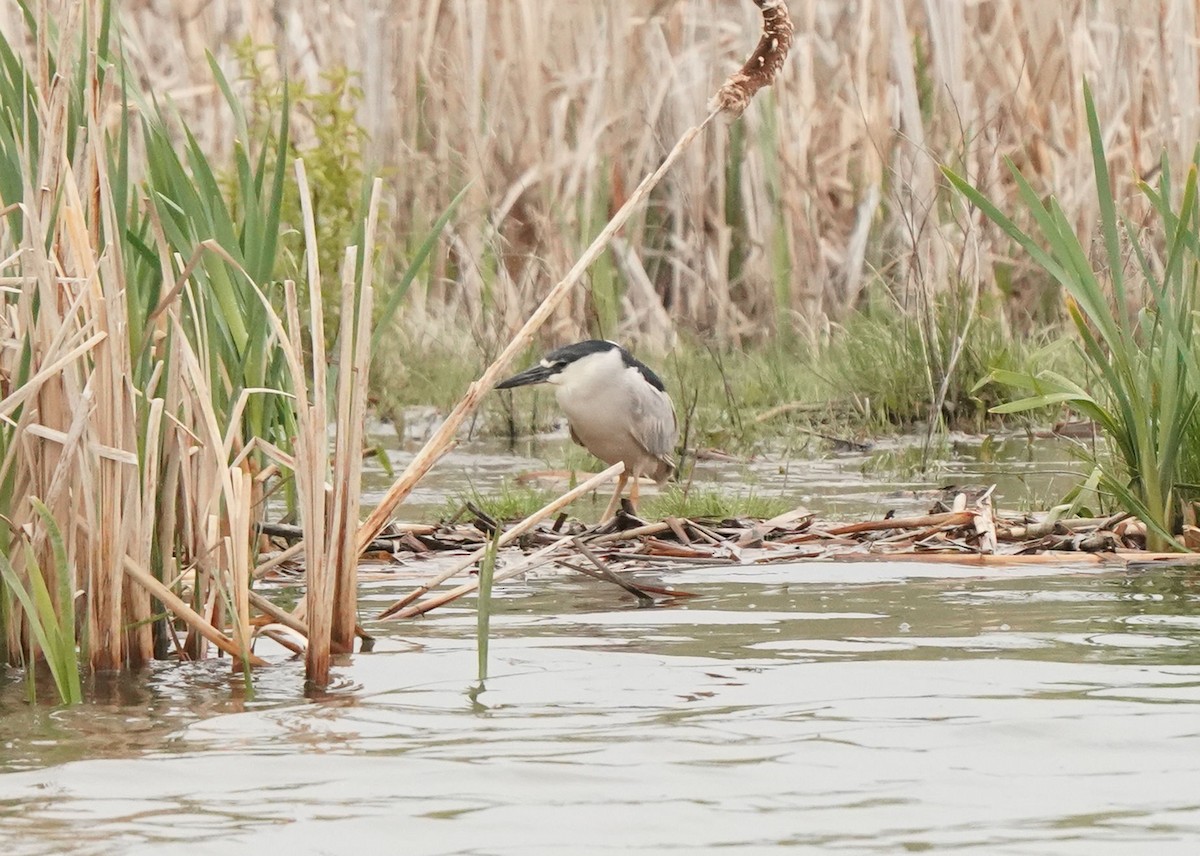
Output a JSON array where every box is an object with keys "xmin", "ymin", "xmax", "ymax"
[{"xmin": 602, "ymin": 471, "xmax": 629, "ymax": 520}]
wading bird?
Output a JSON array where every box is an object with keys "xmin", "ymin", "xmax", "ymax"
[{"xmin": 495, "ymin": 340, "xmax": 677, "ymax": 519}]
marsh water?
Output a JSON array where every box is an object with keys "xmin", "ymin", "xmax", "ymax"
[{"xmin": 4, "ymin": 429, "xmax": 1200, "ymax": 854}]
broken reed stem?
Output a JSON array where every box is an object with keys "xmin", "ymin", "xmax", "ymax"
[
  {"xmin": 259, "ymin": 627, "xmax": 305, "ymax": 656},
  {"xmin": 0, "ymin": 332, "xmax": 106, "ymax": 421},
  {"xmin": 123, "ymin": 557, "xmax": 268, "ymax": 666},
  {"xmin": 132, "ymin": 396, "xmax": 165, "ymax": 663},
  {"xmin": 588, "ymin": 520, "xmax": 673, "ymax": 544},
  {"xmin": 248, "ymin": 589, "xmax": 308, "ymax": 638},
  {"xmin": 331, "ymin": 177, "xmax": 380, "ymax": 650},
  {"xmin": 327, "ymin": 248, "xmax": 358, "ymax": 646},
  {"xmin": 824, "ymin": 511, "xmax": 974, "ymax": 536},
  {"xmin": 391, "ymin": 536, "xmax": 577, "ymax": 620},
  {"xmin": 838, "ymin": 552, "xmax": 1145, "ymax": 566},
  {"xmin": 568, "ymin": 537, "xmax": 656, "ymax": 604},
  {"xmin": 287, "ymin": 269, "xmax": 330, "ymax": 684},
  {"xmin": 377, "ymin": 462, "xmax": 625, "ymax": 619},
  {"xmin": 59, "ymin": 149, "xmax": 128, "ymax": 672},
  {"xmin": 288, "ymin": 162, "xmax": 331, "ymax": 685},
  {"xmin": 228, "ymin": 464, "xmax": 253, "ymax": 662},
  {"xmin": 253, "ymin": 540, "xmax": 305, "ymax": 579},
  {"xmin": 973, "ymin": 489, "xmax": 998, "ymax": 555}
]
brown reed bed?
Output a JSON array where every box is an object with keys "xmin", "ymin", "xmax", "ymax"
[
  {"xmin": 0, "ymin": 0, "xmax": 380, "ymax": 691},
  {"xmin": 25, "ymin": 0, "xmax": 1194, "ymax": 350}
]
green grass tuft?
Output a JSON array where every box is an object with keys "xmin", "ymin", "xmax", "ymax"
[
  {"xmin": 643, "ymin": 487, "xmax": 796, "ymax": 521},
  {"xmin": 442, "ymin": 482, "xmax": 561, "ymax": 524},
  {"xmin": 0, "ymin": 500, "xmax": 82, "ymax": 704}
]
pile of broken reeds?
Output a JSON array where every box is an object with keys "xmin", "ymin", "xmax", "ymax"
[{"xmin": 250, "ymin": 485, "xmax": 1184, "ymax": 628}]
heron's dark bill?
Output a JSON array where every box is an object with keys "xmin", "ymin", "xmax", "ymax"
[{"xmin": 494, "ymin": 364, "xmax": 554, "ymax": 389}]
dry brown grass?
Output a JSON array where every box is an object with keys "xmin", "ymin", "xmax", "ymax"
[
  {"xmin": 25, "ymin": 0, "xmax": 1195, "ymax": 347},
  {"xmin": 0, "ymin": 117, "xmax": 259, "ymax": 670}
]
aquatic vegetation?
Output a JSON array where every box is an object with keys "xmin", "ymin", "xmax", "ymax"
[
  {"xmin": 0, "ymin": 2, "xmax": 382, "ymax": 693},
  {"xmin": 443, "ymin": 484, "xmax": 564, "ymax": 526},
  {"xmin": 0, "ymin": 502, "xmax": 80, "ymax": 704},
  {"xmin": 476, "ymin": 532, "xmax": 500, "ymax": 686},
  {"xmin": 947, "ymin": 84, "xmax": 1200, "ymax": 550}
]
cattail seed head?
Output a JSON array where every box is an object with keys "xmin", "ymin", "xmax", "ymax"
[{"xmin": 710, "ymin": 0, "xmax": 794, "ymax": 118}]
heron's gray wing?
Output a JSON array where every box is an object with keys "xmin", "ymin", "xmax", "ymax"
[
  {"xmin": 628, "ymin": 387, "xmax": 678, "ymax": 476},
  {"xmin": 568, "ymin": 424, "xmax": 585, "ymax": 449}
]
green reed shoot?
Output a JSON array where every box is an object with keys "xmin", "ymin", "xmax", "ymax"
[
  {"xmin": 646, "ymin": 486, "xmax": 794, "ymax": 521},
  {"xmin": 476, "ymin": 531, "xmax": 500, "ymax": 685},
  {"xmin": 0, "ymin": 500, "xmax": 82, "ymax": 704}
]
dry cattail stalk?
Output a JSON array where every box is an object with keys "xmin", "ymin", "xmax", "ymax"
[
  {"xmin": 330, "ymin": 178, "xmax": 379, "ymax": 652},
  {"xmin": 710, "ymin": 0, "xmax": 795, "ymax": 118},
  {"xmin": 122, "ymin": 557, "xmax": 268, "ymax": 667}
]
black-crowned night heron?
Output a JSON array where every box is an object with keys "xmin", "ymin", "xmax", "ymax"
[{"xmin": 495, "ymin": 339, "xmax": 678, "ymax": 519}]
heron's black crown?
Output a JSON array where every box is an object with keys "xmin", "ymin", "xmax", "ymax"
[{"xmin": 544, "ymin": 340, "xmax": 667, "ymax": 392}]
